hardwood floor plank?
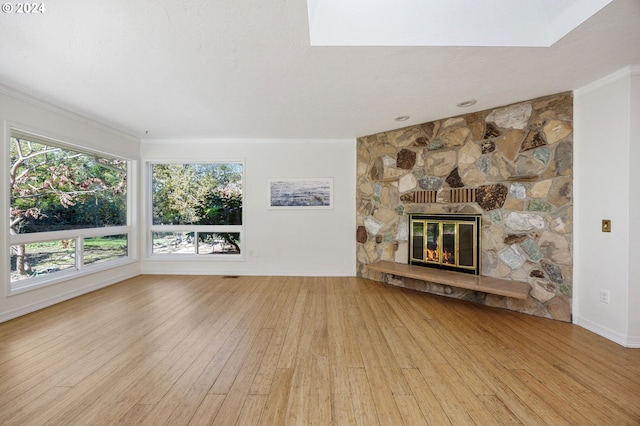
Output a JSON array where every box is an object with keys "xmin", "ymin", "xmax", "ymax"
[
  {"xmin": 0, "ymin": 275, "xmax": 639, "ymax": 425},
  {"xmin": 330, "ymin": 393, "xmax": 357, "ymax": 425},
  {"xmin": 476, "ymin": 394, "xmax": 523, "ymax": 425},
  {"xmin": 347, "ymin": 367, "xmax": 380, "ymax": 426},
  {"xmin": 394, "ymin": 394, "xmax": 428, "ymax": 426},
  {"xmin": 402, "ymin": 367, "xmax": 452, "ymax": 425},
  {"xmin": 210, "ymin": 328, "xmax": 273, "ymax": 425},
  {"xmin": 308, "ymin": 355, "xmax": 332, "ymax": 426},
  {"xmin": 260, "ymin": 367, "xmax": 294, "ymax": 425},
  {"xmin": 249, "ymin": 326, "xmax": 287, "ymax": 395},
  {"xmin": 187, "ymin": 394, "xmax": 226, "ymax": 426},
  {"xmin": 277, "ymin": 284, "xmax": 309, "ymax": 369},
  {"xmin": 236, "ymin": 394, "xmax": 268, "ymax": 426}
]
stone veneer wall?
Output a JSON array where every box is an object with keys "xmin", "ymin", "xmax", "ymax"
[{"xmin": 356, "ymin": 92, "xmax": 573, "ymax": 321}]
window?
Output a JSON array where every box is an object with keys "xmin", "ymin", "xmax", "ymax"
[
  {"xmin": 8, "ymin": 130, "xmax": 132, "ymax": 292},
  {"xmin": 149, "ymin": 163, "xmax": 243, "ymax": 258}
]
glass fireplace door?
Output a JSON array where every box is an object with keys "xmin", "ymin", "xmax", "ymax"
[{"xmin": 409, "ymin": 214, "xmax": 480, "ymax": 275}]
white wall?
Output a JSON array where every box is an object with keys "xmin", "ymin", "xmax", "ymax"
[
  {"xmin": 0, "ymin": 87, "xmax": 141, "ymax": 322},
  {"xmin": 628, "ymin": 70, "xmax": 640, "ymax": 343},
  {"xmin": 140, "ymin": 139, "xmax": 356, "ymax": 276},
  {"xmin": 574, "ymin": 66, "xmax": 640, "ymax": 347}
]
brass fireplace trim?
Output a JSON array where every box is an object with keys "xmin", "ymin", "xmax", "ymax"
[{"xmin": 409, "ymin": 213, "xmax": 481, "ymax": 275}]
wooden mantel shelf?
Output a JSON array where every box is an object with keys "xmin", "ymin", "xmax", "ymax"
[{"xmin": 366, "ymin": 261, "xmax": 530, "ymax": 300}]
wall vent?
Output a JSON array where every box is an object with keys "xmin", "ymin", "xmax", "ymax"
[
  {"xmin": 449, "ymin": 188, "xmax": 476, "ymax": 203},
  {"xmin": 413, "ymin": 190, "xmax": 438, "ymax": 203}
]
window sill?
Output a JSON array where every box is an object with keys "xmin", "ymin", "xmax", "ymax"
[{"xmin": 7, "ymin": 257, "xmax": 137, "ymax": 296}]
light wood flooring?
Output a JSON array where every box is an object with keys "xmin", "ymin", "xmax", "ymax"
[{"xmin": 0, "ymin": 275, "xmax": 639, "ymax": 425}]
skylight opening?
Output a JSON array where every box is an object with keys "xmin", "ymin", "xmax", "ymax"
[{"xmin": 307, "ymin": 0, "xmax": 613, "ymax": 47}]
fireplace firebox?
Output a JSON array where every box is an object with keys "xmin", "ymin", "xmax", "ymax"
[{"xmin": 409, "ymin": 213, "xmax": 481, "ymax": 275}]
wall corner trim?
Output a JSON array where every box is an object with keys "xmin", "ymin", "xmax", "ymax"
[{"xmin": 575, "ymin": 65, "xmax": 637, "ymax": 97}]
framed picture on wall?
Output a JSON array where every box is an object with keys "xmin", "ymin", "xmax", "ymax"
[{"xmin": 268, "ymin": 178, "xmax": 333, "ymax": 209}]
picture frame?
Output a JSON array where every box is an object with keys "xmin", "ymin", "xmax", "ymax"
[{"xmin": 268, "ymin": 178, "xmax": 333, "ymax": 209}]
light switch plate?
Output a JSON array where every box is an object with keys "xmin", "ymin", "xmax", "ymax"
[{"xmin": 602, "ymin": 219, "xmax": 611, "ymax": 232}]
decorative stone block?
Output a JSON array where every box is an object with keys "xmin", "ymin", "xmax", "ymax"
[
  {"xmin": 509, "ymin": 183, "xmax": 527, "ymax": 199},
  {"xmin": 476, "ymin": 184, "xmax": 508, "ymax": 211},
  {"xmin": 399, "ymin": 193, "xmax": 414, "ymax": 203},
  {"xmin": 397, "ymin": 149, "xmax": 416, "ymax": 169},
  {"xmin": 548, "ymin": 176, "xmax": 572, "ymax": 207},
  {"xmin": 418, "ymin": 176, "xmax": 444, "ymax": 191},
  {"xmin": 374, "ymin": 207, "xmax": 398, "ymax": 226},
  {"xmin": 541, "ymin": 260, "xmax": 564, "ymax": 284},
  {"xmin": 533, "ymin": 147, "xmax": 551, "ymax": 166},
  {"xmin": 515, "ymin": 156, "xmax": 545, "ymax": 176},
  {"xmin": 504, "ymin": 234, "xmax": 528, "ymax": 244},
  {"xmin": 483, "ymin": 225, "xmax": 506, "ymax": 251},
  {"xmin": 521, "ymin": 131, "xmax": 547, "ymax": 151},
  {"xmin": 462, "ymin": 168, "xmax": 486, "ymax": 187},
  {"xmin": 413, "ymin": 136, "xmax": 429, "ymax": 146},
  {"xmin": 554, "ymin": 141, "xmax": 572, "ymax": 176},
  {"xmin": 439, "ymin": 126, "xmax": 470, "ymax": 147},
  {"xmin": 398, "ymin": 173, "xmax": 417, "ymax": 193},
  {"xmin": 546, "ymin": 206, "xmax": 572, "ymax": 234},
  {"xmin": 427, "ymin": 151, "xmax": 457, "ymax": 176},
  {"xmin": 396, "ymin": 220, "xmax": 408, "ymax": 241},
  {"xmin": 356, "ymin": 226, "xmax": 368, "ymax": 244},
  {"xmin": 486, "ymin": 103, "xmax": 532, "ymax": 130},
  {"xmin": 475, "ymin": 156, "xmax": 490, "ymax": 174},
  {"xmin": 530, "ymin": 270, "xmax": 545, "ymax": 278},
  {"xmin": 488, "ymin": 153, "xmax": 515, "ymax": 181},
  {"xmin": 547, "ymin": 296, "xmax": 571, "ymax": 322},
  {"xmin": 458, "ymin": 141, "xmax": 482, "ymax": 168},
  {"xmin": 505, "ymin": 212, "xmax": 545, "ymax": 231},
  {"xmin": 499, "ymin": 245, "xmax": 527, "ymax": 269},
  {"xmin": 488, "ymin": 210, "xmax": 503, "ymax": 225},
  {"xmin": 538, "ymin": 231, "xmax": 571, "ymax": 265},
  {"xmin": 504, "ymin": 198, "xmax": 525, "ymax": 211},
  {"xmin": 527, "ymin": 200, "xmax": 552, "ymax": 212},
  {"xmin": 394, "ymin": 241, "xmax": 408, "ymax": 263},
  {"xmin": 445, "ymin": 168, "xmax": 464, "ymax": 188},
  {"xmin": 481, "ymin": 140, "xmax": 496, "ymax": 154},
  {"xmin": 519, "ymin": 238, "xmax": 544, "ymax": 261},
  {"xmin": 443, "ymin": 117, "xmax": 465, "ymax": 128},
  {"xmin": 484, "ymin": 122, "xmax": 501, "ymax": 138},
  {"xmin": 370, "ymin": 157, "xmax": 384, "ymax": 181},
  {"xmin": 428, "ymin": 139, "xmax": 443, "ymax": 151},
  {"xmin": 466, "ymin": 114, "xmax": 485, "ymax": 140},
  {"xmin": 493, "ymin": 130, "xmax": 524, "ymax": 161},
  {"xmin": 530, "ymin": 179, "xmax": 552, "ymax": 198},
  {"xmin": 364, "ymin": 217, "xmax": 384, "ymax": 236},
  {"xmin": 543, "ymin": 120, "xmax": 572, "ymax": 144},
  {"xmin": 529, "ymin": 278, "xmax": 556, "ymax": 303}
]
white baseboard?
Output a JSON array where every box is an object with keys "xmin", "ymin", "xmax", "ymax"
[
  {"xmin": 574, "ymin": 316, "xmax": 638, "ymax": 348},
  {"xmin": 0, "ymin": 271, "xmax": 139, "ymax": 324}
]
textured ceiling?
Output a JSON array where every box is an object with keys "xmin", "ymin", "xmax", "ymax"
[{"xmin": 0, "ymin": 0, "xmax": 639, "ymax": 139}]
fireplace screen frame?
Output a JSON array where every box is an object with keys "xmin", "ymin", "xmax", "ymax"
[{"xmin": 408, "ymin": 213, "xmax": 481, "ymax": 275}]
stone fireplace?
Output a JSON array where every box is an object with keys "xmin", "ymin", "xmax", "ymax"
[
  {"xmin": 409, "ymin": 213, "xmax": 481, "ymax": 275},
  {"xmin": 356, "ymin": 92, "xmax": 573, "ymax": 322}
]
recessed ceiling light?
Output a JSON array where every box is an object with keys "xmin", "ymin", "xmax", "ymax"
[
  {"xmin": 457, "ymin": 99, "xmax": 477, "ymax": 108},
  {"xmin": 395, "ymin": 115, "xmax": 410, "ymax": 122}
]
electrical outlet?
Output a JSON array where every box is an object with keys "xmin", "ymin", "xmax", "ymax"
[{"xmin": 600, "ymin": 289, "xmax": 610, "ymax": 304}]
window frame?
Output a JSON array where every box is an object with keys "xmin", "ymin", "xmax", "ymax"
[
  {"xmin": 6, "ymin": 128, "xmax": 136, "ymax": 296},
  {"xmin": 145, "ymin": 160, "xmax": 245, "ymax": 261}
]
